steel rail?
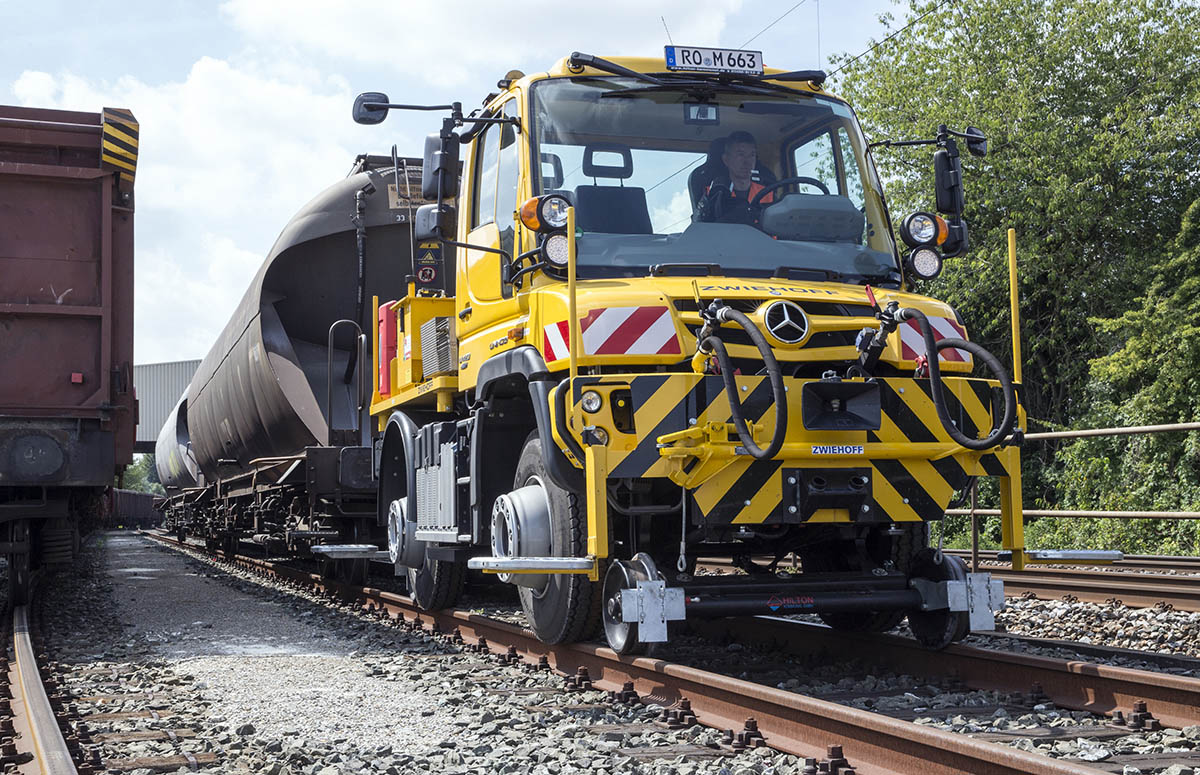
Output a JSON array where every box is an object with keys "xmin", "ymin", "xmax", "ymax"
[
  {"xmin": 688, "ymin": 617, "xmax": 1200, "ymax": 730},
  {"xmin": 983, "ymin": 568, "xmax": 1200, "ymax": 611},
  {"xmin": 12, "ymin": 605, "xmax": 78, "ymax": 775},
  {"xmin": 948, "ymin": 549, "xmax": 1200, "ymax": 574},
  {"xmin": 146, "ymin": 533, "xmax": 1110, "ymax": 775}
]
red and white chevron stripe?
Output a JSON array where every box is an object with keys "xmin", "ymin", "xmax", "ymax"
[
  {"xmin": 543, "ymin": 306, "xmax": 681, "ymax": 362},
  {"xmin": 899, "ymin": 316, "xmax": 972, "ymax": 363}
]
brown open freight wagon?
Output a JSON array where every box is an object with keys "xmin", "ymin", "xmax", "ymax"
[{"xmin": 0, "ymin": 104, "xmax": 138, "ymax": 600}]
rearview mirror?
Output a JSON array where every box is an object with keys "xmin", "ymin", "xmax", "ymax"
[
  {"xmin": 421, "ymin": 133, "xmax": 460, "ymax": 199},
  {"xmin": 933, "ymin": 148, "xmax": 964, "ymax": 217},
  {"xmin": 352, "ymin": 92, "xmax": 390, "ymax": 125},
  {"xmin": 964, "ymin": 125, "xmax": 987, "ymax": 157},
  {"xmin": 414, "ymin": 203, "xmax": 457, "ymax": 242}
]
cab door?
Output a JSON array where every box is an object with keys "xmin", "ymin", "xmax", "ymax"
[{"xmin": 456, "ymin": 99, "xmax": 527, "ymax": 368}]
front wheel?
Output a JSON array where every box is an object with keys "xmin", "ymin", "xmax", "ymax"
[{"xmin": 514, "ymin": 434, "xmax": 601, "ymax": 644}]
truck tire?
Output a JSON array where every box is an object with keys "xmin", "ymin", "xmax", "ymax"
[
  {"xmin": 407, "ymin": 551, "xmax": 465, "ymax": 611},
  {"xmin": 515, "ymin": 433, "xmax": 602, "ymax": 644}
]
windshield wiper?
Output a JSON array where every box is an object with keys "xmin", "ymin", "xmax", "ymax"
[
  {"xmin": 600, "ymin": 79, "xmax": 783, "ymax": 99},
  {"xmin": 762, "ymin": 70, "xmax": 828, "ymax": 86},
  {"xmin": 773, "ymin": 266, "xmax": 840, "ymax": 282},
  {"xmin": 568, "ymin": 52, "xmax": 664, "ymax": 86},
  {"xmin": 650, "ymin": 262, "xmax": 723, "ymax": 277}
]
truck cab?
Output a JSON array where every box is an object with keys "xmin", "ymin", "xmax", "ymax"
[{"xmin": 363, "ymin": 50, "xmax": 1018, "ymax": 653}]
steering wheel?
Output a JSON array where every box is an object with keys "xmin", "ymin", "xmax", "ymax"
[{"xmin": 750, "ymin": 176, "xmax": 830, "ymax": 206}]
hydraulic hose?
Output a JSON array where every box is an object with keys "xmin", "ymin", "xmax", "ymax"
[
  {"xmin": 897, "ymin": 308, "xmax": 1017, "ymax": 450},
  {"xmin": 701, "ymin": 308, "xmax": 787, "ymax": 460}
]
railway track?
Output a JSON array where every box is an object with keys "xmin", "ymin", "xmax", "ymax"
[
  {"xmin": 3, "ymin": 576, "xmax": 220, "ymax": 774},
  {"xmin": 946, "ymin": 551, "xmax": 1200, "ymax": 612},
  {"xmin": 145, "ymin": 531, "xmax": 1200, "ymax": 775}
]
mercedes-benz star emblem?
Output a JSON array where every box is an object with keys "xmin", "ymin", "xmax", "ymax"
[{"xmin": 763, "ymin": 301, "xmax": 808, "ymax": 344}]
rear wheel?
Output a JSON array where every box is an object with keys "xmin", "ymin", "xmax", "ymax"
[
  {"xmin": 406, "ymin": 551, "xmax": 466, "ymax": 610},
  {"xmin": 515, "ymin": 434, "xmax": 601, "ymax": 644},
  {"xmin": 7, "ymin": 520, "xmax": 31, "ymax": 606}
]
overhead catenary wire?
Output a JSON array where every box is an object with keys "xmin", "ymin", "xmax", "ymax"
[
  {"xmin": 830, "ymin": 0, "xmax": 956, "ymax": 75},
  {"xmin": 740, "ymin": 0, "xmax": 814, "ymax": 48}
]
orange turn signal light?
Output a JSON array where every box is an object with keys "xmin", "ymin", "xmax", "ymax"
[
  {"xmin": 519, "ymin": 197, "xmax": 541, "ymax": 231},
  {"xmin": 935, "ymin": 215, "xmax": 949, "ymax": 245}
]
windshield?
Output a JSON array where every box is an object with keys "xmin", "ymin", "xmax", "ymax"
[{"xmin": 529, "ymin": 76, "xmax": 899, "ymax": 283}]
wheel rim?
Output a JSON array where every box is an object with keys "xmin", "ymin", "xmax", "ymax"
[
  {"xmin": 602, "ymin": 561, "xmax": 640, "ymax": 654},
  {"xmin": 512, "ymin": 476, "xmax": 553, "ymax": 599}
]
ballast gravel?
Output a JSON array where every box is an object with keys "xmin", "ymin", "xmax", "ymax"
[{"xmin": 40, "ymin": 533, "xmax": 834, "ymax": 775}]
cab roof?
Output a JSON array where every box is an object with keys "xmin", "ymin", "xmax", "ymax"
[{"xmin": 499, "ymin": 54, "xmax": 835, "ymax": 103}]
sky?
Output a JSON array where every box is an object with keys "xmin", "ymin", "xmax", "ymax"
[{"xmin": 2, "ymin": 0, "xmax": 899, "ymax": 364}]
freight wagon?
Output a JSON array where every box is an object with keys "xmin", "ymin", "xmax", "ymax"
[{"xmin": 0, "ymin": 104, "xmax": 139, "ymax": 601}]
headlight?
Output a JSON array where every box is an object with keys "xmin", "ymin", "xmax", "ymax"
[
  {"xmin": 588, "ymin": 426, "xmax": 609, "ymax": 446},
  {"xmin": 538, "ymin": 194, "xmax": 570, "ymax": 229},
  {"xmin": 541, "ymin": 233, "xmax": 570, "ymax": 266},
  {"xmin": 580, "ymin": 390, "xmax": 603, "ymax": 413},
  {"xmin": 900, "ymin": 211, "xmax": 948, "ymax": 248},
  {"xmin": 906, "ymin": 247, "xmax": 944, "ymax": 281}
]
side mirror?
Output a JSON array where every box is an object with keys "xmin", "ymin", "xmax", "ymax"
[
  {"xmin": 933, "ymin": 148, "xmax": 964, "ymax": 217},
  {"xmin": 964, "ymin": 126, "xmax": 987, "ymax": 157},
  {"xmin": 414, "ymin": 203, "xmax": 457, "ymax": 242},
  {"xmin": 421, "ymin": 133, "xmax": 460, "ymax": 199},
  {"xmin": 352, "ymin": 92, "xmax": 390, "ymax": 125}
]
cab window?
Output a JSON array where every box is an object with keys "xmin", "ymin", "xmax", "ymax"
[
  {"xmin": 791, "ymin": 131, "xmax": 839, "ymax": 197},
  {"xmin": 494, "ymin": 101, "xmax": 520, "ymax": 255},
  {"xmin": 471, "ymin": 119, "xmax": 500, "ymax": 229}
]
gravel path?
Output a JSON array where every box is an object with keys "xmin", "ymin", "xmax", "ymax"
[{"xmin": 44, "ymin": 533, "xmax": 844, "ymax": 774}]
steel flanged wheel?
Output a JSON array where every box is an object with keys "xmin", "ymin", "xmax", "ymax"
[
  {"xmin": 906, "ymin": 549, "xmax": 971, "ymax": 649},
  {"xmin": 602, "ymin": 553, "xmax": 660, "ymax": 656}
]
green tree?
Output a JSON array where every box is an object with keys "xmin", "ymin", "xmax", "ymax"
[
  {"xmin": 115, "ymin": 454, "xmax": 165, "ymax": 496},
  {"xmin": 832, "ymin": 0, "xmax": 1200, "ymax": 506},
  {"xmin": 1033, "ymin": 199, "xmax": 1200, "ymax": 553}
]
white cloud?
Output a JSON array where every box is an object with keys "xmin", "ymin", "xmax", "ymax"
[
  {"xmin": 11, "ymin": 57, "xmax": 414, "ymax": 364},
  {"xmin": 219, "ymin": 0, "xmax": 744, "ymax": 87}
]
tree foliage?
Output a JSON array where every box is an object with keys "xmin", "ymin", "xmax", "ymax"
[
  {"xmin": 1037, "ymin": 200, "xmax": 1200, "ymax": 553},
  {"xmin": 832, "ymin": 0, "xmax": 1200, "ymax": 508},
  {"xmin": 117, "ymin": 454, "xmax": 165, "ymax": 496}
]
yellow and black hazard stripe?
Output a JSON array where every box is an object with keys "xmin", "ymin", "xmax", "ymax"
[
  {"xmin": 100, "ymin": 107, "xmax": 139, "ymax": 189},
  {"xmin": 607, "ymin": 372, "xmax": 1019, "ymax": 526}
]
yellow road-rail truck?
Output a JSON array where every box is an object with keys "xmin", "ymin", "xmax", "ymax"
[{"xmin": 355, "ymin": 50, "xmax": 1019, "ymax": 653}]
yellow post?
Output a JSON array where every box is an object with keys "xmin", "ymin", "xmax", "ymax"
[
  {"xmin": 1003, "ymin": 227, "xmax": 1026, "ymax": 570},
  {"xmin": 1007, "ymin": 229, "xmax": 1023, "ymax": 385},
  {"xmin": 585, "ymin": 445, "xmax": 609, "ymax": 581},
  {"xmin": 370, "ymin": 295, "xmax": 380, "ymax": 406},
  {"xmin": 567, "ymin": 206, "xmax": 579, "ymax": 383}
]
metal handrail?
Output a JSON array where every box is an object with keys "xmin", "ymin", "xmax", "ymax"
[
  {"xmin": 326, "ymin": 319, "xmax": 364, "ymax": 445},
  {"xmin": 953, "ymin": 508, "xmax": 1200, "ymax": 520},
  {"xmin": 965, "ymin": 418, "xmax": 1200, "ymax": 568},
  {"xmin": 1023, "ymin": 421, "xmax": 1200, "ymax": 441}
]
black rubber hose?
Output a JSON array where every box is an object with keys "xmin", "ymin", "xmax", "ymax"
[
  {"xmin": 897, "ymin": 308, "xmax": 1017, "ymax": 450},
  {"xmin": 701, "ymin": 308, "xmax": 788, "ymax": 460}
]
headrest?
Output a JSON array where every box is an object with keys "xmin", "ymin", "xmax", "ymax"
[
  {"xmin": 540, "ymin": 152, "xmax": 564, "ymax": 189},
  {"xmin": 582, "ymin": 143, "xmax": 634, "ymax": 179}
]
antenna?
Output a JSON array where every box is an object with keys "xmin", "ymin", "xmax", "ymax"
[
  {"xmin": 661, "ymin": 16, "xmax": 674, "ymax": 45},
  {"xmin": 816, "ymin": 0, "xmax": 822, "ymax": 68}
]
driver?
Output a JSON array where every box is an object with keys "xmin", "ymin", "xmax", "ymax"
[{"xmin": 697, "ymin": 131, "xmax": 774, "ymax": 226}]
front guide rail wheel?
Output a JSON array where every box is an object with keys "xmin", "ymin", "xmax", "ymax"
[
  {"xmin": 907, "ymin": 549, "xmax": 971, "ymax": 649},
  {"xmin": 602, "ymin": 553, "xmax": 661, "ymax": 656}
]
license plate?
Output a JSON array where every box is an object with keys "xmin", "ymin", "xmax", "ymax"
[{"xmin": 664, "ymin": 46, "xmax": 763, "ymax": 76}]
